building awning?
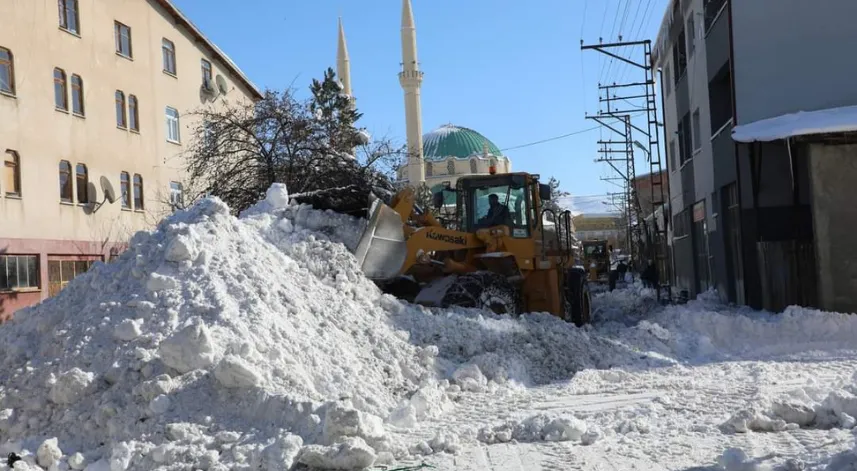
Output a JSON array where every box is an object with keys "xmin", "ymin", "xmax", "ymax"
[{"xmin": 732, "ymin": 105, "xmax": 857, "ymax": 143}]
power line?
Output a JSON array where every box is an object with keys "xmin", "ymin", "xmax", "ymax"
[{"xmin": 500, "ymin": 126, "xmax": 601, "ymax": 152}]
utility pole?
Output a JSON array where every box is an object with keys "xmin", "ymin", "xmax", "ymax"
[{"xmin": 581, "ymin": 38, "xmax": 670, "ymax": 301}]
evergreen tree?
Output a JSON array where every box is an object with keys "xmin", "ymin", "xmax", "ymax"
[{"xmin": 309, "ymin": 67, "xmax": 365, "ymax": 157}]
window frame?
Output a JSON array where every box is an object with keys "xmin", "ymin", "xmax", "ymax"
[
  {"xmin": 128, "ymin": 94, "xmax": 139, "ymax": 132},
  {"xmin": 120, "ymin": 171, "xmax": 131, "ymax": 209},
  {"xmin": 162, "ymin": 38, "xmax": 177, "ymax": 76},
  {"xmin": 115, "ymin": 90, "xmax": 127, "ymax": 128},
  {"xmin": 0, "ymin": 47, "xmax": 15, "ymax": 96},
  {"xmin": 132, "ymin": 173, "xmax": 144, "ymax": 211},
  {"xmin": 169, "ymin": 181, "xmax": 184, "ymax": 210},
  {"xmin": 165, "ymin": 106, "xmax": 181, "ymax": 143},
  {"xmin": 447, "ymin": 159, "xmax": 455, "ymax": 175},
  {"xmin": 54, "ymin": 68, "xmax": 68, "ymax": 111},
  {"xmin": 3, "ymin": 150, "xmax": 21, "ymax": 197},
  {"xmin": 114, "ymin": 21, "xmax": 133, "ymax": 59},
  {"xmin": 425, "ymin": 161, "xmax": 432, "ymax": 177},
  {"xmin": 58, "ymin": 0, "xmax": 80, "ymax": 35},
  {"xmin": 470, "ymin": 159, "xmax": 478, "ymax": 174},
  {"xmin": 692, "ymin": 109, "xmax": 702, "ymax": 152},
  {"xmin": 59, "ymin": 160, "xmax": 73, "ymax": 203},
  {"xmin": 0, "ymin": 255, "xmax": 40, "ymax": 291},
  {"xmin": 75, "ymin": 163, "xmax": 88, "ymax": 204},
  {"xmin": 201, "ymin": 59, "xmax": 212, "ymax": 87},
  {"xmin": 71, "ymin": 74, "xmax": 84, "ymax": 116}
]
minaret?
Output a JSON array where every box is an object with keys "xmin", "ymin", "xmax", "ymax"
[
  {"xmin": 337, "ymin": 17, "xmax": 352, "ymax": 96},
  {"xmin": 399, "ymin": 0, "xmax": 425, "ymax": 185}
]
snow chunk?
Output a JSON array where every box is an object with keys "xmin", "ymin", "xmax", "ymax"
[
  {"xmin": 49, "ymin": 368, "xmax": 96, "ymax": 404},
  {"xmin": 165, "ymin": 233, "xmax": 199, "ymax": 262},
  {"xmin": 68, "ymin": 452, "xmax": 86, "ymax": 470},
  {"xmin": 356, "ymin": 129, "xmax": 371, "ymax": 145},
  {"xmin": 36, "ymin": 437, "xmax": 62, "ymax": 468},
  {"xmin": 158, "ymin": 318, "xmax": 217, "ymax": 373},
  {"xmin": 146, "ymin": 272, "xmax": 179, "ymax": 292},
  {"xmin": 262, "ymin": 433, "xmax": 303, "ymax": 471},
  {"xmin": 265, "ymin": 183, "xmax": 290, "ymax": 210},
  {"xmin": 149, "ymin": 394, "xmax": 171, "ymax": 415},
  {"xmin": 297, "ymin": 437, "xmax": 376, "ymax": 470},
  {"xmin": 214, "ymin": 355, "xmax": 262, "ymax": 389},
  {"xmin": 113, "ymin": 318, "xmax": 143, "ymax": 341}
]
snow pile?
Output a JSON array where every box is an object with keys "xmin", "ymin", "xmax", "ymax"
[
  {"xmin": 477, "ymin": 413, "xmax": 596, "ymax": 445},
  {"xmin": 722, "ymin": 371, "xmax": 857, "ymax": 434},
  {"xmin": 0, "ymin": 191, "xmax": 439, "ymax": 470},
  {"xmin": 595, "ymin": 286, "xmax": 857, "ymax": 362}
]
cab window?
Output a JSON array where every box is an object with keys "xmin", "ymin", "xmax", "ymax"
[{"xmin": 470, "ymin": 184, "xmax": 530, "ymax": 238}]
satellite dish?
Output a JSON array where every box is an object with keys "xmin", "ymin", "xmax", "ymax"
[
  {"xmin": 215, "ymin": 75, "xmax": 228, "ymax": 94},
  {"xmin": 100, "ymin": 176, "xmax": 117, "ymax": 204}
]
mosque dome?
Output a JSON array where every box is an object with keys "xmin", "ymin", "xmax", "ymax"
[{"xmin": 422, "ymin": 124, "xmax": 508, "ymax": 162}]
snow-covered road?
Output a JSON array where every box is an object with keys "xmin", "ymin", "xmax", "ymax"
[{"xmin": 396, "ymin": 290, "xmax": 857, "ymax": 471}]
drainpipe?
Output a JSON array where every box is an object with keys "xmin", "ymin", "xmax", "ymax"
[
  {"xmin": 726, "ymin": 0, "xmax": 749, "ymax": 305},
  {"xmin": 657, "ymin": 67, "xmax": 677, "ymax": 291}
]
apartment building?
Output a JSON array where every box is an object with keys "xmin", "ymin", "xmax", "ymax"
[
  {"xmin": 0, "ymin": 0, "xmax": 262, "ymax": 319},
  {"xmin": 653, "ymin": 0, "xmax": 857, "ymax": 312}
]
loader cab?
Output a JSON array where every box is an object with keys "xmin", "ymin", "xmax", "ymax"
[{"xmin": 455, "ymin": 173, "xmax": 543, "ymax": 238}]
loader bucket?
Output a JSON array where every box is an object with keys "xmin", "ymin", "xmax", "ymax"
[{"xmin": 353, "ymin": 198, "xmax": 408, "ymax": 280}]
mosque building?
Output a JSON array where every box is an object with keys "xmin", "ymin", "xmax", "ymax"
[{"xmin": 336, "ymin": 0, "xmax": 512, "ymax": 194}]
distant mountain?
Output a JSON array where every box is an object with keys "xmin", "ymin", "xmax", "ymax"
[{"xmin": 556, "ymin": 195, "xmax": 622, "ymax": 217}]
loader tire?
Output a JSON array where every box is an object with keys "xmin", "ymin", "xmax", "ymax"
[
  {"xmin": 564, "ymin": 268, "xmax": 592, "ymax": 327},
  {"xmin": 441, "ymin": 271, "xmax": 521, "ymax": 316}
]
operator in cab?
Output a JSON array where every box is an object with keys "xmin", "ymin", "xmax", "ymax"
[{"xmin": 478, "ymin": 193, "xmax": 511, "ymax": 227}]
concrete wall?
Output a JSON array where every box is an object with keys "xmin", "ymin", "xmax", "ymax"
[
  {"xmin": 732, "ymin": 0, "xmax": 857, "ymax": 124},
  {"xmin": 808, "ymin": 143, "xmax": 857, "ymax": 314}
]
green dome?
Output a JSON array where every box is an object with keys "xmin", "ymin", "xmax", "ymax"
[{"xmin": 422, "ymin": 124, "xmax": 505, "ymax": 162}]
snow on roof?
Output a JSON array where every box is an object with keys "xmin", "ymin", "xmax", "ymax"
[{"xmin": 732, "ymin": 105, "xmax": 857, "ymax": 143}]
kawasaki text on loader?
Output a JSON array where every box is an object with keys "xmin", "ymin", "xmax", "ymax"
[{"xmin": 353, "ymin": 172, "xmax": 592, "ymax": 326}]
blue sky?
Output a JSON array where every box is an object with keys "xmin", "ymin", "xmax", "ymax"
[{"xmin": 173, "ymin": 0, "xmax": 668, "ymax": 212}]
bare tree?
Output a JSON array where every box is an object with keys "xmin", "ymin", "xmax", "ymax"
[{"xmin": 181, "ymin": 69, "xmax": 404, "ymax": 216}]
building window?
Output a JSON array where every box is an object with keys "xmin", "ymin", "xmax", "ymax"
[
  {"xmin": 48, "ymin": 259, "xmax": 93, "ymax": 296},
  {"xmin": 0, "ymin": 47, "xmax": 14, "ymax": 95},
  {"xmin": 678, "ymin": 112, "xmax": 692, "ymax": 165},
  {"xmin": 425, "ymin": 162, "xmax": 432, "ymax": 177},
  {"xmin": 201, "ymin": 59, "xmax": 212, "ymax": 87},
  {"xmin": 470, "ymin": 159, "xmax": 477, "ymax": 173},
  {"xmin": 669, "ymin": 139, "xmax": 677, "ymax": 172},
  {"xmin": 447, "ymin": 160, "xmax": 455, "ymax": 175},
  {"xmin": 58, "ymin": 0, "xmax": 80, "ymax": 34},
  {"xmin": 132, "ymin": 174, "xmax": 143, "ymax": 210},
  {"xmin": 114, "ymin": 21, "xmax": 132, "ymax": 58},
  {"xmin": 115, "ymin": 90, "xmax": 126, "ymax": 128},
  {"xmin": 673, "ymin": 29, "xmax": 688, "ymax": 84},
  {"xmin": 0, "ymin": 255, "xmax": 40, "ymax": 290},
  {"xmin": 128, "ymin": 95, "xmax": 139, "ymax": 131},
  {"xmin": 686, "ymin": 16, "xmax": 695, "ymax": 57},
  {"xmin": 663, "ymin": 63, "xmax": 671, "ymax": 96},
  {"xmin": 54, "ymin": 68, "xmax": 68, "ymax": 110},
  {"xmin": 4, "ymin": 150, "xmax": 21, "ymax": 197},
  {"xmin": 162, "ymin": 38, "xmax": 176, "ymax": 75},
  {"xmin": 120, "ymin": 171, "xmax": 130, "ymax": 208},
  {"xmin": 169, "ymin": 181, "xmax": 183, "ymax": 209},
  {"xmin": 75, "ymin": 163, "xmax": 88, "ymax": 203},
  {"xmin": 692, "ymin": 109, "xmax": 701, "ymax": 151},
  {"xmin": 71, "ymin": 74, "xmax": 84, "ymax": 116},
  {"xmin": 59, "ymin": 160, "xmax": 72, "ymax": 202},
  {"xmin": 165, "ymin": 107, "xmax": 180, "ymax": 143}
]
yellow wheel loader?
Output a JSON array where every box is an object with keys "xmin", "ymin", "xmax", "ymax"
[{"xmin": 354, "ymin": 172, "xmax": 592, "ymax": 326}]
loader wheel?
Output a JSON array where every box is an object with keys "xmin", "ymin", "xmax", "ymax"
[
  {"xmin": 564, "ymin": 268, "xmax": 592, "ymax": 327},
  {"xmin": 441, "ymin": 271, "xmax": 521, "ymax": 316}
]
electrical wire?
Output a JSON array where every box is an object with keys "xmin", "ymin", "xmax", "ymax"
[{"xmin": 500, "ymin": 126, "xmax": 601, "ymax": 152}]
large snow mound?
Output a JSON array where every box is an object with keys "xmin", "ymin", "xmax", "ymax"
[{"xmin": 0, "ymin": 194, "xmax": 435, "ymax": 470}]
